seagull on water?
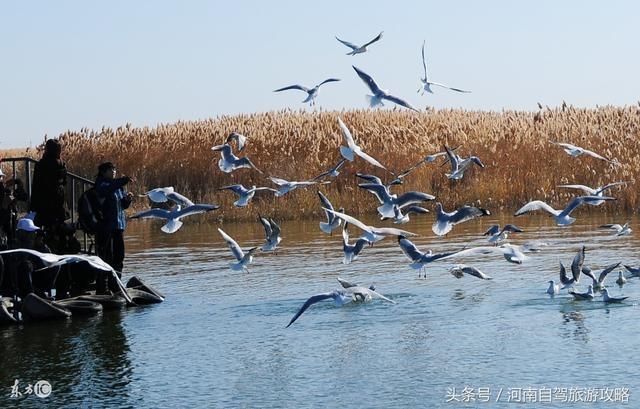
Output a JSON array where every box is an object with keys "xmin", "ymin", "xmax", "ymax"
[
  {"xmin": 274, "ymin": 78, "xmax": 340, "ymax": 106},
  {"xmin": 0, "ymin": 249, "xmax": 133, "ymax": 304},
  {"xmin": 342, "ymin": 223, "xmax": 368, "ymax": 264},
  {"xmin": 559, "ymin": 262, "xmax": 576, "ymax": 289},
  {"xmin": 599, "ymin": 222, "xmax": 632, "ymax": 236},
  {"xmin": 569, "ymin": 285, "xmax": 595, "ymax": 300},
  {"xmin": 338, "ymin": 117, "xmax": 388, "ymax": 171},
  {"xmin": 268, "ymin": 176, "xmax": 325, "ymax": 197},
  {"xmin": 449, "ymin": 264, "xmax": 492, "ymax": 280},
  {"xmin": 358, "ymin": 182, "xmax": 435, "ymax": 219},
  {"xmin": 258, "ymin": 215, "xmax": 282, "ymax": 253},
  {"xmin": 602, "ymin": 288, "xmax": 628, "ymax": 303},
  {"xmin": 211, "ymin": 143, "xmax": 262, "ymax": 174},
  {"xmin": 397, "ymin": 236, "xmax": 463, "ymax": 277},
  {"xmin": 443, "ymin": 145, "xmax": 485, "ymax": 180},
  {"xmin": 557, "ymin": 181, "xmax": 627, "ymax": 205},
  {"xmin": 418, "ymin": 41, "xmax": 471, "ymax": 95},
  {"xmin": 218, "ymin": 228, "xmax": 258, "ymax": 272},
  {"xmin": 317, "ymin": 191, "xmax": 343, "ymax": 234},
  {"xmin": 311, "ymin": 159, "xmax": 347, "ymax": 182},
  {"xmin": 130, "ymin": 203, "xmax": 220, "ymax": 234},
  {"xmin": 352, "ymin": 66, "xmax": 419, "ymax": 112},
  {"xmin": 335, "ymin": 31, "xmax": 383, "ymax": 55},
  {"xmin": 616, "ymin": 271, "xmax": 627, "ymax": 286},
  {"xmin": 551, "ymin": 142, "xmax": 618, "ymax": 164},
  {"xmin": 546, "ymin": 280, "xmax": 560, "ymax": 296},
  {"xmin": 218, "ymin": 184, "xmax": 278, "ymax": 207},
  {"xmin": 582, "ymin": 262, "xmax": 621, "ymax": 292},
  {"xmin": 324, "ymin": 208, "xmax": 417, "ymax": 244},
  {"xmin": 514, "ymin": 196, "xmax": 615, "ymax": 226},
  {"xmin": 483, "ymin": 224, "xmax": 524, "ymax": 245},
  {"xmin": 432, "ymin": 203, "xmax": 490, "ymax": 236},
  {"xmin": 286, "ymin": 279, "xmax": 394, "ymax": 327}
]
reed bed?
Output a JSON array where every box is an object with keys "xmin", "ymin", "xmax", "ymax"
[{"xmin": 44, "ymin": 105, "xmax": 640, "ymax": 221}]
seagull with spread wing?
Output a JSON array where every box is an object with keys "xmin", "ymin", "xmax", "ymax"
[
  {"xmin": 324, "ymin": 208, "xmax": 417, "ymax": 244},
  {"xmin": 551, "ymin": 142, "xmax": 618, "ymax": 164},
  {"xmin": 337, "ymin": 117, "xmax": 389, "ymax": 171},
  {"xmin": 418, "ymin": 41, "xmax": 471, "ymax": 95},
  {"xmin": 432, "ymin": 203, "xmax": 490, "ymax": 236},
  {"xmin": 274, "ymin": 78, "xmax": 340, "ymax": 106},
  {"xmin": 258, "ymin": 215, "xmax": 282, "ymax": 252},
  {"xmin": 218, "ymin": 184, "xmax": 278, "ymax": 207},
  {"xmin": 335, "ymin": 31, "xmax": 383, "ymax": 55},
  {"xmin": 557, "ymin": 181, "xmax": 627, "ymax": 205},
  {"xmin": 211, "ymin": 143, "xmax": 262, "ymax": 174},
  {"xmin": 342, "ymin": 223, "xmax": 368, "ymax": 264},
  {"xmin": 352, "ymin": 66, "xmax": 419, "ymax": 112},
  {"xmin": 268, "ymin": 176, "xmax": 325, "ymax": 197},
  {"xmin": 218, "ymin": 228, "xmax": 258, "ymax": 272},
  {"xmin": 514, "ymin": 196, "xmax": 615, "ymax": 226},
  {"xmin": 397, "ymin": 236, "xmax": 464, "ymax": 277},
  {"xmin": 443, "ymin": 145, "xmax": 485, "ymax": 180},
  {"xmin": 131, "ymin": 202, "xmax": 219, "ymax": 233},
  {"xmin": 317, "ymin": 191, "xmax": 343, "ymax": 234}
]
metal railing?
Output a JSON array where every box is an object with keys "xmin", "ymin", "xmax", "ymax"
[{"xmin": 0, "ymin": 157, "xmax": 95, "ymax": 253}]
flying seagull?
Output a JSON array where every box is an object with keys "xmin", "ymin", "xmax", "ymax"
[
  {"xmin": 381, "ymin": 204, "xmax": 429, "ymax": 224},
  {"xmin": 317, "ymin": 191, "xmax": 343, "ymax": 234},
  {"xmin": 226, "ymin": 132, "xmax": 247, "ymax": 152},
  {"xmin": 449, "ymin": 264, "xmax": 492, "ymax": 280},
  {"xmin": 352, "ymin": 66, "xmax": 419, "ymax": 112},
  {"xmin": 338, "ymin": 117, "xmax": 388, "ymax": 170},
  {"xmin": 582, "ymin": 262, "xmax": 621, "ymax": 292},
  {"xmin": 557, "ymin": 181, "xmax": 627, "ymax": 205},
  {"xmin": 268, "ymin": 176, "xmax": 325, "ymax": 197},
  {"xmin": 358, "ymin": 182, "xmax": 435, "ymax": 219},
  {"xmin": 514, "ymin": 196, "xmax": 615, "ymax": 226},
  {"xmin": 397, "ymin": 236, "xmax": 463, "ymax": 277},
  {"xmin": 274, "ymin": 78, "xmax": 340, "ymax": 106},
  {"xmin": 418, "ymin": 41, "xmax": 471, "ymax": 95},
  {"xmin": 342, "ymin": 223, "xmax": 368, "ymax": 264},
  {"xmin": 396, "ymin": 146, "xmax": 462, "ymax": 180},
  {"xmin": 599, "ymin": 222, "xmax": 632, "ymax": 236},
  {"xmin": 211, "ymin": 143, "xmax": 262, "ymax": 174},
  {"xmin": 139, "ymin": 187, "xmax": 194, "ymax": 207},
  {"xmin": 258, "ymin": 215, "xmax": 282, "ymax": 252},
  {"xmin": 443, "ymin": 145, "xmax": 485, "ymax": 180},
  {"xmin": 324, "ymin": 208, "xmax": 417, "ymax": 244},
  {"xmin": 311, "ymin": 159, "xmax": 347, "ymax": 182},
  {"xmin": 0, "ymin": 249, "xmax": 133, "ymax": 304},
  {"xmin": 432, "ymin": 203, "xmax": 490, "ymax": 236},
  {"xmin": 218, "ymin": 228, "xmax": 258, "ymax": 272},
  {"xmin": 551, "ymin": 142, "xmax": 618, "ymax": 164},
  {"xmin": 130, "ymin": 203, "xmax": 220, "ymax": 233},
  {"xmin": 335, "ymin": 31, "xmax": 383, "ymax": 55},
  {"xmin": 483, "ymin": 224, "xmax": 523, "ymax": 245},
  {"xmin": 218, "ymin": 184, "xmax": 278, "ymax": 207}
]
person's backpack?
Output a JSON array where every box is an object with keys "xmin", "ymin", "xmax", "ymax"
[{"xmin": 77, "ymin": 187, "xmax": 104, "ymax": 235}]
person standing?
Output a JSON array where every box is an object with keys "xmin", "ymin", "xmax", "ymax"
[
  {"xmin": 94, "ymin": 162, "xmax": 134, "ymax": 294},
  {"xmin": 30, "ymin": 139, "xmax": 68, "ymax": 234}
]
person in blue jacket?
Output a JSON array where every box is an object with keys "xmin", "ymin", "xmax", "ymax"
[{"xmin": 94, "ymin": 162, "xmax": 134, "ymax": 294}]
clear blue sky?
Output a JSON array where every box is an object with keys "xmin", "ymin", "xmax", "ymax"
[{"xmin": 1, "ymin": 0, "xmax": 639, "ymax": 148}]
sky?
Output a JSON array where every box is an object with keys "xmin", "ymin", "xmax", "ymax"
[{"xmin": 1, "ymin": 0, "xmax": 639, "ymax": 148}]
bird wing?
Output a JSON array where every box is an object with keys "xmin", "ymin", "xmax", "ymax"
[
  {"xmin": 273, "ymin": 84, "xmax": 309, "ymax": 93},
  {"xmin": 557, "ymin": 184, "xmax": 595, "ymax": 195},
  {"xmin": 373, "ymin": 226, "xmax": 417, "ymax": 237},
  {"xmin": 211, "ymin": 143, "xmax": 234, "ymax": 159},
  {"xmin": 561, "ymin": 196, "xmax": 615, "ymax": 216},
  {"xmin": 502, "ymin": 224, "xmax": 524, "ymax": 233},
  {"xmin": 268, "ymin": 177, "xmax": 289, "ymax": 186},
  {"xmin": 396, "ymin": 191, "xmax": 435, "ymax": 207},
  {"xmin": 444, "ymin": 145, "xmax": 459, "ymax": 174},
  {"xmin": 258, "ymin": 215, "xmax": 273, "ymax": 239},
  {"xmin": 337, "ymin": 277, "xmax": 358, "ymax": 289},
  {"xmin": 130, "ymin": 208, "xmax": 172, "ymax": 219},
  {"xmin": 382, "ymin": 93, "xmax": 419, "ymax": 112},
  {"xmin": 166, "ymin": 191, "xmax": 195, "ymax": 207},
  {"xmin": 269, "ymin": 218, "xmax": 281, "ymax": 238},
  {"xmin": 484, "ymin": 225, "xmax": 500, "ymax": 236},
  {"xmin": 571, "ymin": 246, "xmax": 586, "ymax": 282},
  {"xmin": 358, "ymin": 183, "xmax": 390, "ymax": 204},
  {"xmin": 596, "ymin": 181, "xmax": 627, "ymax": 195},
  {"xmin": 428, "ymin": 81, "xmax": 471, "ymax": 93},
  {"xmin": 324, "ymin": 208, "xmax": 371, "ymax": 233},
  {"xmin": 421, "ymin": 40, "xmax": 428, "ymax": 80},
  {"xmin": 218, "ymin": 228, "xmax": 244, "ymax": 261},
  {"xmin": 355, "ymin": 149, "xmax": 388, "ymax": 170},
  {"xmin": 598, "ymin": 262, "xmax": 621, "ymax": 284},
  {"xmin": 396, "ymin": 159, "xmax": 426, "ymax": 179},
  {"xmin": 226, "ymin": 132, "xmax": 247, "ymax": 151},
  {"xmin": 286, "ymin": 292, "xmax": 338, "ymax": 327},
  {"xmin": 551, "ymin": 142, "xmax": 576, "ymax": 150},
  {"xmin": 559, "ymin": 262, "xmax": 574, "ymax": 286},
  {"xmin": 335, "ymin": 36, "xmax": 359, "ymax": 50},
  {"xmin": 582, "ymin": 148, "xmax": 611, "ymax": 161},
  {"xmin": 236, "ymin": 157, "xmax": 263, "ymax": 173},
  {"xmin": 460, "ymin": 266, "xmax": 492, "ymax": 280},
  {"xmin": 362, "ymin": 31, "xmax": 383, "ymax": 48},
  {"xmin": 449, "ymin": 206, "xmax": 490, "ymax": 225},
  {"xmin": 397, "ymin": 236, "xmax": 425, "ymax": 262},
  {"xmin": 219, "ymin": 184, "xmax": 249, "ymax": 195},
  {"xmin": 317, "ymin": 78, "xmax": 341, "ymax": 88},
  {"xmin": 352, "ymin": 66, "xmax": 381, "ymax": 95},
  {"xmin": 600, "ymin": 224, "xmax": 622, "ymax": 231},
  {"xmin": 515, "ymin": 200, "xmax": 558, "ymax": 217},
  {"xmin": 337, "ymin": 117, "xmax": 357, "ymax": 149},
  {"xmin": 404, "ymin": 205, "xmax": 429, "ymax": 215},
  {"xmin": 355, "ymin": 173, "xmax": 383, "ymax": 185},
  {"xmin": 175, "ymin": 204, "xmax": 219, "ymax": 218}
]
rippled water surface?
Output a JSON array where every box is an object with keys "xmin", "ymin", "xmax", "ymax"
[{"xmin": 1, "ymin": 214, "xmax": 640, "ymax": 408}]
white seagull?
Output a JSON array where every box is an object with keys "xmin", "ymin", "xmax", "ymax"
[
  {"xmin": 311, "ymin": 159, "xmax": 347, "ymax": 182},
  {"xmin": 432, "ymin": 203, "xmax": 490, "ymax": 236},
  {"xmin": 139, "ymin": 187, "xmax": 194, "ymax": 207},
  {"xmin": 358, "ymin": 182, "xmax": 435, "ymax": 219},
  {"xmin": 449, "ymin": 264, "xmax": 492, "ymax": 280},
  {"xmin": 258, "ymin": 215, "xmax": 282, "ymax": 252},
  {"xmin": 397, "ymin": 236, "xmax": 464, "ymax": 277},
  {"xmin": 274, "ymin": 78, "xmax": 340, "ymax": 106},
  {"xmin": 483, "ymin": 224, "xmax": 524, "ymax": 245},
  {"xmin": 0, "ymin": 249, "xmax": 133, "ymax": 304},
  {"xmin": 381, "ymin": 204, "xmax": 429, "ymax": 224},
  {"xmin": 582, "ymin": 262, "xmax": 621, "ymax": 292},
  {"xmin": 337, "ymin": 117, "xmax": 388, "ymax": 170},
  {"xmin": 335, "ymin": 31, "xmax": 383, "ymax": 55},
  {"xmin": 317, "ymin": 191, "xmax": 343, "ymax": 234},
  {"xmin": 569, "ymin": 285, "xmax": 595, "ymax": 300},
  {"xmin": 616, "ymin": 271, "xmax": 627, "ymax": 287},
  {"xmin": 546, "ymin": 280, "xmax": 560, "ymax": 296},
  {"xmin": 557, "ymin": 181, "xmax": 627, "ymax": 205},
  {"xmin": 396, "ymin": 146, "xmax": 462, "ymax": 179},
  {"xmin": 551, "ymin": 142, "xmax": 618, "ymax": 164},
  {"xmin": 352, "ymin": 66, "xmax": 419, "ymax": 112},
  {"xmin": 342, "ymin": 223, "xmax": 368, "ymax": 264},
  {"xmin": 602, "ymin": 288, "xmax": 629, "ymax": 303},
  {"xmin": 418, "ymin": 41, "xmax": 471, "ymax": 95},
  {"xmin": 268, "ymin": 176, "xmax": 324, "ymax": 197},
  {"xmin": 324, "ymin": 208, "xmax": 417, "ymax": 244},
  {"xmin": 452, "ymin": 243, "xmax": 528, "ymax": 265},
  {"xmin": 218, "ymin": 228, "xmax": 258, "ymax": 272},
  {"xmin": 514, "ymin": 196, "xmax": 615, "ymax": 226},
  {"xmin": 599, "ymin": 222, "xmax": 632, "ymax": 236},
  {"xmin": 444, "ymin": 145, "xmax": 485, "ymax": 180},
  {"xmin": 130, "ymin": 203, "xmax": 220, "ymax": 234},
  {"xmin": 218, "ymin": 184, "xmax": 278, "ymax": 207},
  {"xmin": 211, "ymin": 143, "xmax": 262, "ymax": 174}
]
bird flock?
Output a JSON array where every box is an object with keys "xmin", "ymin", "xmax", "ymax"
[{"xmin": 120, "ymin": 33, "xmax": 633, "ymax": 327}]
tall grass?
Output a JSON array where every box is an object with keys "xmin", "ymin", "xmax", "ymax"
[{"xmin": 48, "ymin": 105, "xmax": 640, "ymax": 221}]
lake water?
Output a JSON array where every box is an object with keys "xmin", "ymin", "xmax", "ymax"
[{"xmin": 1, "ymin": 213, "xmax": 639, "ymax": 408}]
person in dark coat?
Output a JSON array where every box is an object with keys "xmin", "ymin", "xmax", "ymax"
[
  {"xmin": 30, "ymin": 139, "xmax": 68, "ymax": 233},
  {"xmin": 94, "ymin": 162, "xmax": 134, "ymax": 294}
]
